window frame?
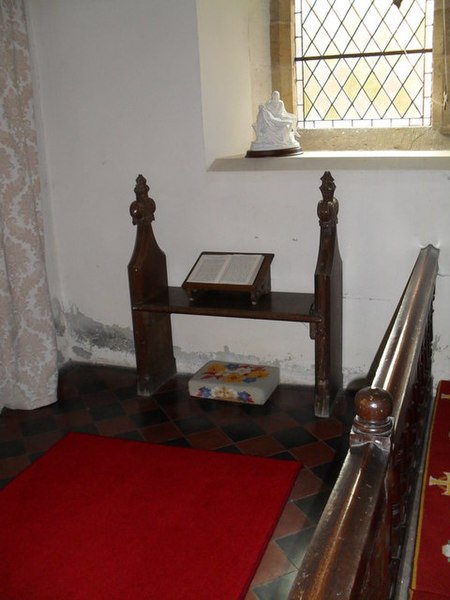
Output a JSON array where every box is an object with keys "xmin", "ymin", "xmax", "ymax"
[{"xmin": 270, "ymin": 0, "xmax": 450, "ymax": 150}]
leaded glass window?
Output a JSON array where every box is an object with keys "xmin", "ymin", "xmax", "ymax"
[{"xmin": 294, "ymin": 0, "xmax": 434, "ymax": 129}]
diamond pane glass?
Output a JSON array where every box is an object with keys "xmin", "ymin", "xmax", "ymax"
[{"xmin": 294, "ymin": 0, "xmax": 434, "ymax": 128}]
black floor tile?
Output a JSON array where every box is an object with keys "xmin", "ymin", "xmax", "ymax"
[
  {"xmin": 29, "ymin": 451, "xmax": 47, "ymax": 463},
  {"xmin": 311, "ymin": 460, "xmax": 344, "ymax": 485},
  {"xmin": 241, "ymin": 402, "xmax": 281, "ymax": 417},
  {"xmin": 271, "ymin": 451, "xmax": 297, "ymax": 461},
  {"xmin": 272, "ymin": 426, "xmax": 317, "ymax": 449},
  {"xmin": 162, "ymin": 437, "xmax": 192, "ymax": 448},
  {"xmin": 114, "ymin": 430, "xmax": 145, "ymax": 441},
  {"xmin": 52, "ymin": 397, "xmax": 86, "ymax": 413},
  {"xmin": 62, "ymin": 423, "xmax": 99, "ymax": 435},
  {"xmin": 216, "ymin": 445, "xmax": 242, "ymax": 454},
  {"xmin": 221, "ymin": 419, "xmax": 266, "ymax": 442},
  {"xmin": 276, "ymin": 527, "xmax": 316, "ymax": 568},
  {"xmin": 324, "ymin": 435, "xmax": 346, "ymax": 452},
  {"xmin": 286, "ymin": 406, "xmax": 317, "ymax": 423},
  {"xmin": 77, "ymin": 381, "xmax": 109, "ymax": 394},
  {"xmin": 196, "ymin": 398, "xmax": 219, "ymax": 413},
  {"xmin": 20, "ymin": 416, "xmax": 58, "ymax": 437},
  {"xmin": 0, "ymin": 439, "xmax": 26, "ymax": 458},
  {"xmin": 130, "ymin": 408, "xmax": 169, "ymax": 428},
  {"xmin": 154, "ymin": 388, "xmax": 193, "ymax": 406},
  {"xmin": 253, "ymin": 571, "xmax": 298, "ymax": 600},
  {"xmin": 89, "ymin": 403, "xmax": 126, "ymax": 421},
  {"xmin": 294, "ymin": 490, "xmax": 332, "ymax": 523},
  {"xmin": 113, "ymin": 386, "xmax": 138, "ymax": 401},
  {"xmin": 174, "ymin": 414, "xmax": 215, "ymax": 435}
]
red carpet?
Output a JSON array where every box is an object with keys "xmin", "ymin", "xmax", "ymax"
[
  {"xmin": 0, "ymin": 432, "xmax": 300, "ymax": 600},
  {"xmin": 410, "ymin": 381, "xmax": 450, "ymax": 599}
]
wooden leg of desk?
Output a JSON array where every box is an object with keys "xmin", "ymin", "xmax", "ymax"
[
  {"xmin": 132, "ymin": 311, "xmax": 176, "ymax": 396},
  {"xmin": 313, "ymin": 283, "xmax": 343, "ymax": 417},
  {"xmin": 314, "ymin": 319, "xmax": 343, "ymax": 417}
]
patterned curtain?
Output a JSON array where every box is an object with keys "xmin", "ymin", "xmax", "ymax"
[{"xmin": 0, "ymin": 0, "xmax": 58, "ymax": 409}]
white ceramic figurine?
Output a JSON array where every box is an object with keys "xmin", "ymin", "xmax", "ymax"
[{"xmin": 247, "ymin": 91, "xmax": 302, "ymax": 156}]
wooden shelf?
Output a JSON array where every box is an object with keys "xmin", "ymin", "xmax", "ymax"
[{"xmin": 134, "ymin": 287, "xmax": 319, "ymax": 323}]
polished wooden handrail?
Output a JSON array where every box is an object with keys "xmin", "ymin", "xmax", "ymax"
[
  {"xmin": 370, "ymin": 245, "xmax": 439, "ymax": 436},
  {"xmin": 290, "ymin": 245, "xmax": 439, "ymax": 600}
]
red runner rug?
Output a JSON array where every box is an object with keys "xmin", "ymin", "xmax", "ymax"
[
  {"xmin": 410, "ymin": 593, "xmax": 450, "ymax": 600},
  {"xmin": 0, "ymin": 432, "xmax": 300, "ymax": 600},
  {"xmin": 410, "ymin": 381, "xmax": 450, "ymax": 599}
]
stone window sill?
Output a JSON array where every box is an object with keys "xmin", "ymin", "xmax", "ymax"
[{"xmin": 209, "ymin": 151, "xmax": 450, "ymax": 172}]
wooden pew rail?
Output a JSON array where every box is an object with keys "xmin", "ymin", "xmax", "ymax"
[{"xmin": 289, "ymin": 244, "xmax": 440, "ymax": 600}]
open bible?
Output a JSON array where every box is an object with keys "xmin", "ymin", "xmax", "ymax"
[
  {"xmin": 186, "ymin": 253, "xmax": 264, "ymax": 286},
  {"xmin": 182, "ymin": 252, "xmax": 274, "ymax": 304}
]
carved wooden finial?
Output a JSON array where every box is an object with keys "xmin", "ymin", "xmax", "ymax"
[
  {"xmin": 135, "ymin": 174, "xmax": 149, "ymax": 199},
  {"xmin": 318, "ymin": 171, "xmax": 339, "ymax": 228},
  {"xmin": 353, "ymin": 387, "xmax": 393, "ymax": 436},
  {"xmin": 129, "ymin": 174, "xmax": 156, "ymax": 225},
  {"xmin": 320, "ymin": 171, "xmax": 335, "ymax": 201},
  {"xmin": 350, "ymin": 386, "xmax": 393, "ymax": 451}
]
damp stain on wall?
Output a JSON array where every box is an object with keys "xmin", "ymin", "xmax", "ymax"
[{"xmin": 55, "ymin": 303, "xmax": 134, "ymax": 360}]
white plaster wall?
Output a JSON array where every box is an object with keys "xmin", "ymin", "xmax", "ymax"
[{"xmin": 26, "ymin": 0, "xmax": 450, "ymax": 388}]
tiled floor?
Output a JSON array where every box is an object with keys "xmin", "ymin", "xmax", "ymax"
[{"xmin": 0, "ymin": 363, "xmax": 355, "ymax": 599}]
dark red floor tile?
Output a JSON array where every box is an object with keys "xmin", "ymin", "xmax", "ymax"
[
  {"xmin": 237, "ymin": 434, "xmax": 286, "ymax": 457},
  {"xmin": 250, "ymin": 540, "xmax": 297, "ymax": 586},
  {"xmin": 54, "ymin": 410, "xmax": 96, "ymax": 430},
  {"xmin": 162, "ymin": 399, "xmax": 206, "ymax": 420},
  {"xmin": 140, "ymin": 422, "xmax": 182, "ymax": 443},
  {"xmin": 255, "ymin": 412, "xmax": 301, "ymax": 434},
  {"xmin": 289, "ymin": 440, "xmax": 336, "ymax": 467},
  {"xmin": 95, "ymin": 415, "xmax": 137, "ymax": 436},
  {"xmin": 273, "ymin": 501, "xmax": 312, "ymax": 538},
  {"xmin": 302, "ymin": 417, "xmax": 343, "ymax": 440},
  {"xmin": 207, "ymin": 401, "xmax": 255, "ymax": 425},
  {"xmin": 174, "ymin": 414, "xmax": 215, "ymax": 435},
  {"xmin": 187, "ymin": 428, "xmax": 231, "ymax": 450},
  {"xmin": 80, "ymin": 390, "xmax": 120, "ymax": 407},
  {"xmin": 120, "ymin": 396, "xmax": 159, "ymax": 414},
  {"xmin": 289, "ymin": 468, "xmax": 328, "ymax": 500}
]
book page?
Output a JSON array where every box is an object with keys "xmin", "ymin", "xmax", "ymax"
[
  {"xmin": 186, "ymin": 254, "xmax": 230, "ymax": 284},
  {"xmin": 219, "ymin": 254, "xmax": 264, "ymax": 285}
]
